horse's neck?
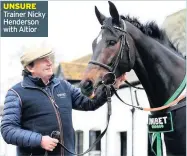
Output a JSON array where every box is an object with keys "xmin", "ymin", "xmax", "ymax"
[{"xmin": 126, "ymin": 23, "xmax": 186, "ymax": 107}]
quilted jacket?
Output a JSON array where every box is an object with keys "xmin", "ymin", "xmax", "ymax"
[{"xmin": 1, "ymin": 75, "xmax": 108, "ymax": 156}]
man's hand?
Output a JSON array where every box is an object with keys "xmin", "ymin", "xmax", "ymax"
[
  {"xmin": 41, "ymin": 136, "xmax": 59, "ymax": 151},
  {"xmin": 113, "ymin": 73, "xmax": 126, "ymax": 89}
]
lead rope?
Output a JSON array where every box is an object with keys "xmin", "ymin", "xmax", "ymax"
[
  {"xmin": 112, "ymin": 75, "xmax": 186, "ymax": 112},
  {"xmin": 44, "ymin": 85, "xmax": 112, "ymax": 156}
]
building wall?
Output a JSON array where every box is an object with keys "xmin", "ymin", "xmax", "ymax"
[{"xmin": 162, "ymin": 9, "xmax": 186, "ymax": 57}]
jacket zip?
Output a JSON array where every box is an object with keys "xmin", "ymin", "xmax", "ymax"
[
  {"xmin": 41, "ymin": 88, "xmax": 64, "ymax": 156},
  {"xmin": 23, "ymin": 85, "xmax": 64, "ymax": 156},
  {"xmin": 49, "ymin": 95, "xmax": 64, "ymax": 156},
  {"xmin": 51, "ymin": 87, "xmax": 65, "ymax": 156}
]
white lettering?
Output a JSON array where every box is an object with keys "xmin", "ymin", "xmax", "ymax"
[
  {"xmin": 162, "ymin": 116, "xmax": 167, "ymax": 124},
  {"xmin": 27, "ymin": 11, "xmax": 46, "ymax": 19},
  {"xmin": 149, "ymin": 116, "xmax": 168, "ymax": 125},
  {"xmin": 158, "ymin": 117, "xmax": 163, "ymax": 124}
]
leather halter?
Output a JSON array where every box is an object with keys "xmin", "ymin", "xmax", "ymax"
[{"xmin": 89, "ymin": 21, "xmax": 132, "ymax": 75}]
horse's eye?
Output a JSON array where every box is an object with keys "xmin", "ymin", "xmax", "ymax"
[{"xmin": 107, "ymin": 40, "xmax": 117, "ymax": 46}]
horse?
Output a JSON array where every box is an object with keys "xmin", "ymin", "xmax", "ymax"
[{"xmin": 79, "ymin": 1, "xmax": 186, "ymax": 156}]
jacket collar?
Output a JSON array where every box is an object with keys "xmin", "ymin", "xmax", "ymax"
[{"xmin": 21, "ymin": 74, "xmax": 60, "ymax": 88}]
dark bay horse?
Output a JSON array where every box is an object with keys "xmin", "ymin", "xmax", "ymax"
[{"xmin": 79, "ymin": 1, "xmax": 186, "ymax": 156}]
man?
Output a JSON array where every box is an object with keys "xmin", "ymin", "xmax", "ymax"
[{"xmin": 1, "ymin": 46, "xmax": 125, "ymax": 156}]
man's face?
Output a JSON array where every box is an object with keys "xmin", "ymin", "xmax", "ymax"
[{"xmin": 28, "ymin": 56, "xmax": 53, "ymax": 80}]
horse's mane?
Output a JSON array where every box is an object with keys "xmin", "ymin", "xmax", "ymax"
[{"xmin": 120, "ymin": 15, "xmax": 184, "ymax": 57}]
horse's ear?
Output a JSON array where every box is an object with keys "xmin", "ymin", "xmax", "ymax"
[
  {"xmin": 108, "ymin": 1, "xmax": 120, "ymax": 25},
  {"xmin": 95, "ymin": 6, "xmax": 106, "ymax": 25}
]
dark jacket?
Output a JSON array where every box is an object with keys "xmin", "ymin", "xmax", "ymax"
[{"xmin": 0, "ymin": 75, "xmax": 108, "ymax": 156}]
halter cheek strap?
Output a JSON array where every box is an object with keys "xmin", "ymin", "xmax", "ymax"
[
  {"xmin": 89, "ymin": 20, "xmax": 133, "ymax": 77},
  {"xmin": 120, "ymin": 34, "xmax": 133, "ymax": 72}
]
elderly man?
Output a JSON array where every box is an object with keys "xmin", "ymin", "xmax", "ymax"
[{"xmin": 1, "ymin": 46, "xmax": 125, "ymax": 156}]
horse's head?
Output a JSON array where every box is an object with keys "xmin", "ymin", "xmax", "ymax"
[{"xmin": 80, "ymin": 1, "xmax": 137, "ymax": 97}]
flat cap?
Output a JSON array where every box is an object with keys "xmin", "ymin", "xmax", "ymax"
[{"xmin": 20, "ymin": 46, "xmax": 54, "ymax": 67}]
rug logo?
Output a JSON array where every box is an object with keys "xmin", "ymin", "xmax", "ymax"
[
  {"xmin": 148, "ymin": 116, "xmax": 167, "ymax": 129},
  {"xmin": 148, "ymin": 112, "xmax": 173, "ymax": 133}
]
